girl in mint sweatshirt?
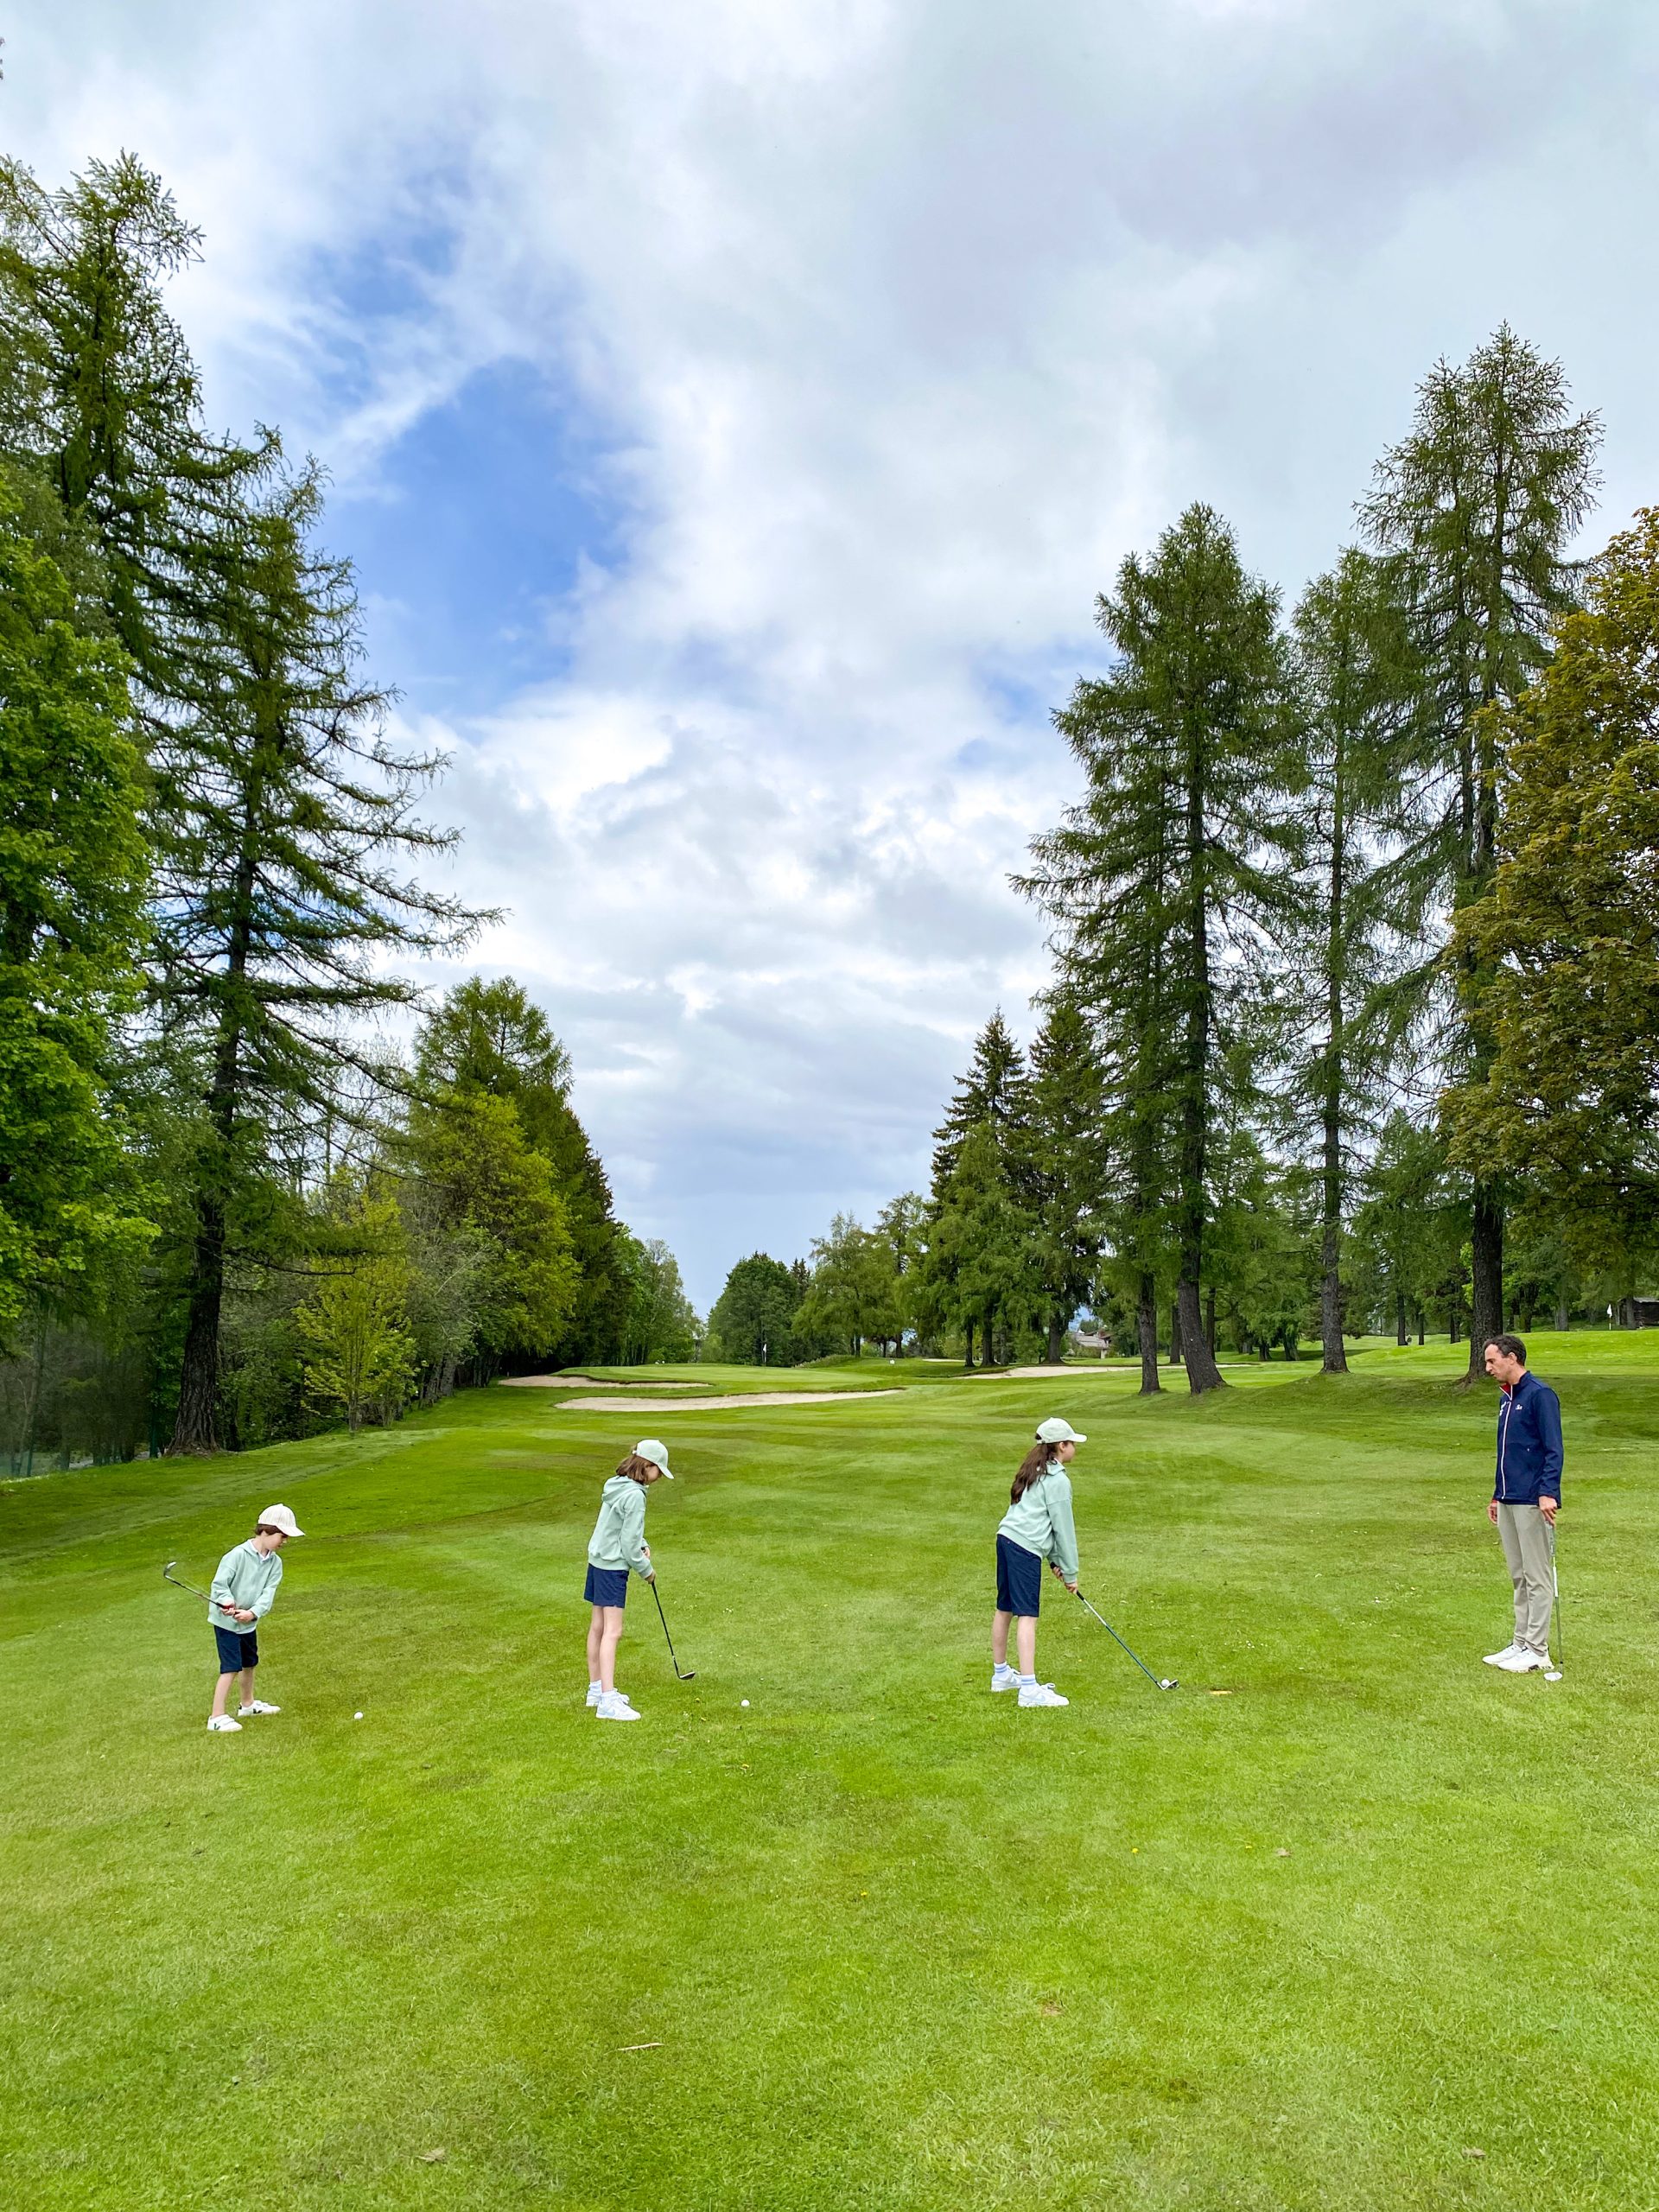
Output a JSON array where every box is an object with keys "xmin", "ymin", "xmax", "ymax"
[
  {"xmin": 583, "ymin": 1438, "xmax": 674, "ymax": 1720},
  {"xmin": 991, "ymin": 1417, "xmax": 1085, "ymax": 1708}
]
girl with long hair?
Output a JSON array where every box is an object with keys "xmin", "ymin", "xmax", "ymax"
[
  {"xmin": 991, "ymin": 1417, "xmax": 1084, "ymax": 1708},
  {"xmin": 584, "ymin": 1438, "xmax": 675, "ymax": 1720}
]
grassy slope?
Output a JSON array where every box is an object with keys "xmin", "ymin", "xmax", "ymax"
[{"xmin": 2, "ymin": 1338, "xmax": 1656, "ymax": 2210}]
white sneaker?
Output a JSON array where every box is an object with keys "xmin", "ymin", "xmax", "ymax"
[
  {"xmin": 1497, "ymin": 1649, "xmax": 1547, "ymax": 1673},
  {"xmin": 595, "ymin": 1691, "xmax": 640, "ymax": 1720},
  {"xmin": 207, "ymin": 1714, "xmax": 242, "ymax": 1732},
  {"xmin": 990, "ymin": 1662, "xmax": 1020, "ymax": 1693},
  {"xmin": 1483, "ymin": 1644, "xmax": 1521, "ymax": 1667},
  {"xmin": 585, "ymin": 1681, "xmax": 603, "ymax": 1707},
  {"xmin": 1017, "ymin": 1681, "xmax": 1070, "ymax": 1708},
  {"xmin": 238, "ymin": 1700, "xmax": 281, "ymax": 1715}
]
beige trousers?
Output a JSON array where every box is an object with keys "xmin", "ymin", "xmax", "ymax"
[{"xmin": 1496, "ymin": 1503, "xmax": 1555, "ymax": 1656}]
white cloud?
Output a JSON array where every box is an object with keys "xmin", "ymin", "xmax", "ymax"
[{"xmin": 13, "ymin": 0, "xmax": 1659, "ymax": 1300}]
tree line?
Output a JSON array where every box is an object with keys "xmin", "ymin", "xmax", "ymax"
[
  {"xmin": 709, "ymin": 327, "xmax": 1657, "ymax": 1388},
  {"xmin": 0, "ymin": 154, "xmax": 696, "ymax": 1471}
]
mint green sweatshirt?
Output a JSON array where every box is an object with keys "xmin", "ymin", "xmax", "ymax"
[
  {"xmin": 587, "ymin": 1476, "xmax": 653, "ymax": 1578},
  {"xmin": 209, "ymin": 1540, "xmax": 283, "ymax": 1629},
  {"xmin": 997, "ymin": 1462, "xmax": 1079, "ymax": 1585}
]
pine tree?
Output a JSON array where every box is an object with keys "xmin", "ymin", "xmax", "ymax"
[
  {"xmin": 1025, "ymin": 504, "xmax": 1297, "ymax": 1393},
  {"xmin": 155, "ymin": 470, "xmax": 475, "ymax": 1451},
  {"xmin": 0, "ymin": 499, "xmax": 150, "ymax": 1336},
  {"xmin": 925, "ymin": 1014, "xmax": 1033, "ymax": 1366},
  {"xmin": 1023, "ymin": 997, "xmax": 1106, "ymax": 1362},
  {"xmin": 1287, "ymin": 550, "xmax": 1427, "ymax": 1371},
  {"xmin": 1361, "ymin": 326, "xmax": 1601, "ymax": 1375}
]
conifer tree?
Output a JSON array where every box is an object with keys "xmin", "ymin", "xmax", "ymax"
[
  {"xmin": 156, "ymin": 470, "xmax": 474, "ymax": 1451},
  {"xmin": 1287, "ymin": 550, "xmax": 1426, "ymax": 1371},
  {"xmin": 1361, "ymin": 326, "xmax": 1601, "ymax": 1374},
  {"xmin": 1023, "ymin": 996, "xmax": 1105, "ymax": 1363},
  {"xmin": 1025, "ymin": 504, "xmax": 1297, "ymax": 1393}
]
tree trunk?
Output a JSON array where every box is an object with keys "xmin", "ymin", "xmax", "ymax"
[
  {"xmin": 1450, "ymin": 1303, "xmax": 1460, "ymax": 1344},
  {"xmin": 172, "ymin": 1195, "xmax": 226, "ymax": 1454},
  {"xmin": 1137, "ymin": 1270, "xmax": 1161, "ymax": 1396},
  {"xmin": 1046, "ymin": 1313, "xmax": 1066, "ymax": 1364},
  {"xmin": 1554, "ymin": 1299, "xmax": 1568, "ymax": 1332},
  {"xmin": 1465, "ymin": 1185, "xmax": 1503, "ymax": 1376},
  {"xmin": 1320, "ymin": 1215, "xmax": 1346, "ymax": 1375},
  {"xmin": 1395, "ymin": 1291, "xmax": 1408, "ymax": 1347},
  {"xmin": 1178, "ymin": 1277, "xmax": 1224, "ymax": 1393},
  {"xmin": 1168, "ymin": 1300, "xmax": 1182, "ymax": 1365},
  {"xmin": 1416, "ymin": 1307, "xmax": 1426, "ymax": 1347},
  {"xmin": 983, "ymin": 1306, "xmax": 996, "ymax": 1368},
  {"xmin": 963, "ymin": 1317, "xmax": 976, "ymax": 1370}
]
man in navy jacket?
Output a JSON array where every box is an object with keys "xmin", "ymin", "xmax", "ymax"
[{"xmin": 1482, "ymin": 1333, "xmax": 1563, "ymax": 1674}]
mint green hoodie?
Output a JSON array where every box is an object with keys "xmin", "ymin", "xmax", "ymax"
[
  {"xmin": 997, "ymin": 1461, "xmax": 1079, "ymax": 1585},
  {"xmin": 208, "ymin": 1539, "xmax": 283, "ymax": 1628},
  {"xmin": 587, "ymin": 1475, "xmax": 653, "ymax": 1579}
]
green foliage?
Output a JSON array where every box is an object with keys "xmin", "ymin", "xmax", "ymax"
[
  {"xmin": 796, "ymin": 1212, "xmax": 906, "ymax": 1357},
  {"xmin": 292, "ymin": 1191, "xmax": 416, "ymax": 1433},
  {"xmin": 403, "ymin": 1090, "xmax": 578, "ymax": 1368},
  {"xmin": 0, "ymin": 499, "xmax": 151, "ymax": 1337},
  {"xmin": 705, "ymin": 1252, "xmax": 804, "ymax": 1365},
  {"xmin": 1447, "ymin": 509, "xmax": 1659, "ymax": 1285}
]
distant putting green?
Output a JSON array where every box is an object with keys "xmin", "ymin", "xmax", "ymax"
[{"xmin": 3, "ymin": 1338, "xmax": 1656, "ymax": 2209}]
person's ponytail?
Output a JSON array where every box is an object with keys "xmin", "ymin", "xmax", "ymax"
[{"xmin": 1009, "ymin": 1438, "xmax": 1052, "ymax": 1504}]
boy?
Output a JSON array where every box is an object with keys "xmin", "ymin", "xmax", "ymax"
[{"xmin": 207, "ymin": 1504, "xmax": 303, "ymax": 1732}]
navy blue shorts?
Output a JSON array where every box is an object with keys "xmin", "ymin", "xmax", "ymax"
[
  {"xmin": 213, "ymin": 1624, "xmax": 258, "ymax": 1672},
  {"xmin": 584, "ymin": 1564, "xmax": 629, "ymax": 1609},
  {"xmin": 996, "ymin": 1534, "xmax": 1043, "ymax": 1618}
]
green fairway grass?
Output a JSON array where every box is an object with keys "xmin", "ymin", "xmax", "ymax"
[{"xmin": 3, "ymin": 1336, "xmax": 1656, "ymax": 2209}]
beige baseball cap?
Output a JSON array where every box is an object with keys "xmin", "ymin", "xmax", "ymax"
[
  {"xmin": 634, "ymin": 1439, "xmax": 675, "ymax": 1478},
  {"xmin": 1035, "ymin": 1417, "xmax": 1086, "ymax": 1445},
  {"xmin": 257, "ymin": 1503, "xmax": 305, "ymax": 1537}
]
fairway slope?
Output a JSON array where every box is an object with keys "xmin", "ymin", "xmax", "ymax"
[{"xmin": 3, "ymin": 1337, "xmax": 1656, "ymax": 2210}]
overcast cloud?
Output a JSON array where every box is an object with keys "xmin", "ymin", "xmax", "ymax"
[{"xmin": 12, "ymin": 2, "xmax": 1659, "ymax": 1304}]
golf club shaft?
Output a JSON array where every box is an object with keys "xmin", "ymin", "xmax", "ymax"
[
  {"xmin": 1074, "ymin": 1589, "xmax": 1168, "ymax": 1688},
  {"xmin": 648, "ymin": 1577, "xmax": 693, "ymax": 1679},
  {"xmin": 162, "ymin": 1565, "xmax": 211, "ymax": 1601},
  {"xmin": 1548, "ymin": 1521, "xmax": 1563, "ymax": 1669}
]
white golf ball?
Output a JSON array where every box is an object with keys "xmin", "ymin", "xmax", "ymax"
[
  {"xmin": 741, "ymin": 1699, "xmax": 750, "ymax": 1707},
  {"xmin": 353, "ymin": 1711, "xmax": 364, "ymax": 1720}
]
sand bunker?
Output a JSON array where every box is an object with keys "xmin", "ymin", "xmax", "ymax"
[
  {"xmin": 548, "ymin": 1389, "xmax": 905, "ymax": 1413},
  {"xmin": 500, "ymin": 1375, "xmax": 706, "ymax": 1390}
]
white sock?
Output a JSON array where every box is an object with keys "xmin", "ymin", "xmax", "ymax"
[{"xmin": 1019, "ymin": 1673, "xmax": 1037, "ymax": 1685}]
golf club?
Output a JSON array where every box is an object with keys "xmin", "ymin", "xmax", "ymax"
[
  {"xmin": 1073, "ymin": 1587, "xmax": 1179, "ymax": 1690},
  {"xmin": 648, "ymin": 1576, "xmax": 696, "ymax": 1681},
  {"xmin": 162, "ymin": 1560, "xmax": 211, "ymax": 1601},
  {"xmin": 1545, "ymin": 1522, "xmax": 1563, "ymax": 1681}
]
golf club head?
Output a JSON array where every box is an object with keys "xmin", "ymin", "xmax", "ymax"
[{"xmin": 163, "ymin": 1560, "xmax": 177, "ymax": 1577}]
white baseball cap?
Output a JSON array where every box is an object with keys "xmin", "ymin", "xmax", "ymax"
[
  {"xmin": 1035, "ymin": 1418, "xmax": 1086, "ymax": 1445},
  {"xmin": 635, "ymin": 1439, "xmax": 675, "ymax": 1478},
  {"xmin": 257, "ymin": 1503, "xmax": 305, "ymax": 1537}
]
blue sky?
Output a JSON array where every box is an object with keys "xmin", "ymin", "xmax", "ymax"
[{"xmin": 15, "ymin": 1, "xmax": 1659, "ymax": 1307}]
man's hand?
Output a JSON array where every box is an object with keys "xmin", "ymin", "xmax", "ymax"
[
  {"xmin": 1487, "ymin": 1501, "xmax": 1499, "ymax": 1525},
  {"xmin": 643, "ymin": 1570, "xmax": 655, "ymax": 1583},
  {"xmin": 234, "ymin": 1607, "xmax": 256, "ymax": 1623},
  {"xmin": 1539, "ymin": 1496, "xmax": 1559, "ymax": 1525},
  {"xmin": 1065, "ymin": 1581, "xmax": 1077, "ymax": 1594},
  {"xmin": 217, "ymin": 1599, "xmax": 238, "ymax": 1614}
]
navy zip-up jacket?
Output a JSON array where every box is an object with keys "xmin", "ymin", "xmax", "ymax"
[{"xmin": 1494, "ymin": 1370, "xmax": 1563, "ymax": 1505}]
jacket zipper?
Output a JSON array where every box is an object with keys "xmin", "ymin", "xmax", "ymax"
[{"xmin": 1498, "ymin": 1388, "xmax": 1511, "ymax": 1501}]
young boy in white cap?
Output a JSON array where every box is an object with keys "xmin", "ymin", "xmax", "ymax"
[
  {"xmin": 991, "ymin": 1418, "xmax": 1084, "ymax": 1708},
  {"xmin": 584, "ymin": 1440, "xmax": 674, "ymax": 1721},
  {"xmin": 206, "ymin": 1505, "xmax": 302, "ymax": 1733}
]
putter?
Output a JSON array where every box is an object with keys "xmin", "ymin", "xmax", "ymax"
[
  {"xmin": 1545, "ymin": 1523, "xmax": 1563, "ymax": 1681},
  {"xmin": 648, "ymin": 1578, "xmax": 696, "ymax": 1681},
  {"xmin": 162, "ymin": 1560, "xmax": 212, "ymax": 1601},
  {"xmin": 1073, "ymin": 1587, "xmax": 1179, "ymax": 1690}
]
